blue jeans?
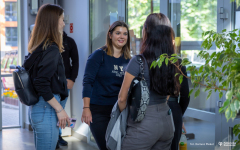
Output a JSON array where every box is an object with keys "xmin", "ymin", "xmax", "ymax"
[
  {"xmin": 29, "ymin": 94, "xmax": 63, "ymax": 150},
  {"xmin": 59, "ymin": 89, "xmax": 70, "ymax": 135}
]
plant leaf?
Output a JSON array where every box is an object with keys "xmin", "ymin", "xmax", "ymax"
[
  {"xmin": 188, "ymin": 89, "xmax": 194, "ymax": 97},
  {"xmin": 231, "ymin": 103, "xmax": 236, "ymax": 112},
  {"xmin": 225, "ymin": 107, "xmax": 231, "ymax": 122},
  {"xmin": 219, "ymin": 92, "xmax": 223, "ymax": 99},
  {"xmin": 234, "ymin": 100, "xmax": 240, "ymax": 111},
  {"xmin": 207, "ymin": 90, "xmax": 212, "ymax": 100},
  {"xmin": 165, "ymin": 58, "xmax": 169, "ymax": 66},
  {"xmin": 194, "ymin": 88, "xmax": 201, "ymax": 99},
  {"xmin": 179, "ymin": 75, "xmax": 183, "ymax": 84}
]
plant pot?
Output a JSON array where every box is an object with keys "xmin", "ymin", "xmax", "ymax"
[{"xmin": 3, "ymin": 97, "xmax": 19, "ymax": 106}]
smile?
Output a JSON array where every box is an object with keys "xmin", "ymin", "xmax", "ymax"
[{"xmin": 118, "ymin": 40, "xmax": 124, "ymax": 43}]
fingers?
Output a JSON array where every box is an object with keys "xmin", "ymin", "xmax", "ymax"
[
  {"xmin": 67, "ymin": 118, "xmax": 71, "ymax": 127},
  {"xmin": 81, "ymin": 116, "xmax": 92, "ymax": 126},
  {"xmin": 182, "ymin": 123, "xmax": 187, "ymax": 134}
]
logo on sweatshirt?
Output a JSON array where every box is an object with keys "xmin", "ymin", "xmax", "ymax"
[{"xmin": 112, "ymin": 65, "xmax": 124, "ymax": 77}]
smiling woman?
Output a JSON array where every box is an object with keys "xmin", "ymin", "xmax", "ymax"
[{"xmin": 82, "ymin": 21, "xmax": 131, "ymax": 150}]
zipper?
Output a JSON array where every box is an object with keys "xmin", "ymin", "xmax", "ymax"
[{"xmin": 15, "ymin": 72, "xmax": 24, "ymax": 89}]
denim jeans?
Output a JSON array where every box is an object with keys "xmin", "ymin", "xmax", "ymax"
[
  {"xmin": 59, "ymin": 89, "xmax": 70, "ymax": 136},
  {"xmin": 29, "ymin": 94, "xmax": 63, "ymax": 150}
]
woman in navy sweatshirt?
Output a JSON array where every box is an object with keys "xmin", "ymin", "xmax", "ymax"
[{"xmin": 81, "ymin": 21, "xmax": 131, "ymax": 150}]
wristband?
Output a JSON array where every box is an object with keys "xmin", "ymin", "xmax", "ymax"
[
  {"xmin": 83, "ymin": 107, "xmax": 90, "ymax": 109},
  {"xmin": 56, "ymin": 108, "xmax": 64, "ymax": 113}
]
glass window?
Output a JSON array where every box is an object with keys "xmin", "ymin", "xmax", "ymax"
[
  {"xmin": 5, "ymin": 2, "xmax": 17, "ymax": 21},
  {"xmin": 5, "ymin": 27, "xmax": 18, "ymax": 47},
  {"xmin": 179, "ymin": 0, "xmax": 217, "ymax": 41},
  {"xmin": 169, "ymin": 0, "xmax": 217, "ymax": 56},
  {"xmin": 90, "ymin": 0, "xmax": 119, "ymax": 52},
  {"xmin": 127, "ymin": 0, "xmax": 160, "ymax": 55}
]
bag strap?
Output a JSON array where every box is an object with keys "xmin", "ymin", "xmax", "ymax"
[{"xmin": 136, "ymin": 55, "xmax": 145, "ymax": 79}]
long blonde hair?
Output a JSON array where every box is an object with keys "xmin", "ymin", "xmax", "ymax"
[{"xmin": 28, "ymin": 4, "xmax": 64, "ymax": 53}]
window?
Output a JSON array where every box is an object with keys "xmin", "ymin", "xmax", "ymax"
[
  {"xmin": 127, "ymin": 0, "xmax": 160, "ymax": 55},
  {"xmin": 5, "ymin": 27, "xmax": 18, "ymax": 47},
  {"xmin": 5, "ymin": 2, "xmax": 17, "ymax": 21},
  {"xmin": 169, "ymin": 0, "xmax": 217, "ymax": 66}
]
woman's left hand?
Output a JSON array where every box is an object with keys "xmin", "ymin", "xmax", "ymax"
[
  {"xmin": 182, "ymin": 122, "xmax": 187, "ymax": 134},
  {"xmin": 67, "ymin": 79, "xmax": 74, "ymax": 89}
]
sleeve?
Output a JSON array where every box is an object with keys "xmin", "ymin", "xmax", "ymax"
[
  {"xmin": 179, "ymin": 65, "xmax": 190, "ymax": 115},
  {"xmin": 125, "ymin": 55, "xmax": 140, "ymax": 77},
  {"xmin": 82, "ymin": 50, "xmax": 103, "ymax": 98},
  {"xmin": 69, "ymin": 38, "xmax": 79, "ymax": 82},
  {"xmin": 33, "ymin": 46, "xmax": 60, "ymax": 101}
]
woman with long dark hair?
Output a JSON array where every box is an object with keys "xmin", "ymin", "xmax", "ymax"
[
  {"xmin": 143, "ymin": 13, "xmax": 190, "ymax": 150},
  {"xmin": 118, "ymin": 19, "xmax": 179, "ymax": 149},
  {"xmin": 23, "ymin": 4, "xmax": 70, "ymax": 150},
  {"xmin": 81, "ymin": 21, "xmax": 131, "ymax": 150}
]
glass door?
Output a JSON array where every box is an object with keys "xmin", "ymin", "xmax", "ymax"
[
  {"xmin": 215, "ymin": 2, "xmax": 240, "ymax": 150},
  {"xmin": 90, "ymin": 0, "xmax": 126, "ymax": 53},
  {"xmin": 0, "ymin": 0, "xmax": 20, "ymax": 129},
  {"xmin": 89, "ymin": 0, "xmax": 125, "ymax": 145},
  {"xmin": 169, "ymin": 0, "xmax": 218, "ymax": 149},
  {"xmin": 126, "ymin": 0, "xmax": 160, "ymax": 55}
]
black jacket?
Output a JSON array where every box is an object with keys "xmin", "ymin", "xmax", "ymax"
[
  {"xmin": 62, "ymin": 32, "xmax": 79, "ymax": 82},
  {"xmin": 23, "ymin": 43, "xmax": 68, "ymax": 101}
]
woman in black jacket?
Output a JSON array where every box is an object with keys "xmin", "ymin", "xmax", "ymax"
[{"xmin": 23, "ymin": 4, "xmax": 70, "ymax": 150}]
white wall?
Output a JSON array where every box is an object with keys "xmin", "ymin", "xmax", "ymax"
[{"xmin": 58, "ymin": 0, "xmax": 90, "ymax": 139}]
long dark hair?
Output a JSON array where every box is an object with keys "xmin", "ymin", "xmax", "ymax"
[
  {"xmin": 102, "ymin": 21, "xmax": 131, "ymax": 59},
  {"xmin": 141, "ymin": 21, "xmax": 180, "ymax": 96}
]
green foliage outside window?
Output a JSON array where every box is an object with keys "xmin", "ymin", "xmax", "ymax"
[
  {"xmin": 127, "ymin": 0, "xmax": 160, "ymax": 38},
  {"xmin": 180, "ymin": 0, "xmax": 217, "ymax": 41}
]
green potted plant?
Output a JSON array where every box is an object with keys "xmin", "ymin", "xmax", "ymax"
[{"xmin": 151, "ymin": 25, "xmax": 240, "ymax": 150}]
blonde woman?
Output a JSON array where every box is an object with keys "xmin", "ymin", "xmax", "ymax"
[{"xmin": 23, "ymin": 4, "xmax": 70, "ymax": 150}]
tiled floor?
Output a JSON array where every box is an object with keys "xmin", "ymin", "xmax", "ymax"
[
  {"xmin": 0, "ymin": 128, "xmax": 98, "ymax": 150},
  {"xmin": 2, "ymin": 102, "xmax": 19, "ymax": 127}
]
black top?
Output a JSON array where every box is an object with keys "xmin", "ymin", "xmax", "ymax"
[
  {"xmin": 82, "ymin": 49, "xmax": 130, "ymax": 105},
  {"xmin": 173, "ymin": 65, "xmax": 190, "ymax": 115},
  {"xmin": 62, "ymin": 32, "xmax": 79, "ymax": 82},
  {"xmin": 23, "ymin": 43, "xmax": 68, "ymax": 101}
]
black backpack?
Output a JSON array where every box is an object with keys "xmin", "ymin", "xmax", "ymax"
[{"xmin": 13, "ymin": 53, "xmax": 42, "ymax": 106}]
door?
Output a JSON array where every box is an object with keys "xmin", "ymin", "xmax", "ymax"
[
  {"xmin": 0, "ymin": 0, "xmax": 21, "ymax": 129},
  {"xmin": 215, "ymin": 1, "xmax": 240, "ymax": 150},
  {"xmin": 90, "ymin": 0, "xmax": 125, "ymax": 53}
]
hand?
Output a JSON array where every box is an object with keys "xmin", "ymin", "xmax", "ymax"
[
  {"xmin": 81, "ymin": 108, "xmax": 92, "ymax": 126},
  {"xmin": 67, "ymin": 79, "xmax": 74, "ymax": 89},
  {"xmin": 182, "ymin": 122, "xmax": 187, "ymax": 134},
  {"xmin": 57, "ymin": 109, "xmax": 70, "ymax": 129}
]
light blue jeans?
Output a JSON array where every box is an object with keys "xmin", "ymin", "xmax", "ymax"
[
  {"xmin": 29, "ymin": 94, "xmax": 63, "ymax": 150},
  {"xmin": 58, "ymin": 91, "xmax": 69, "ymax": 135}
]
